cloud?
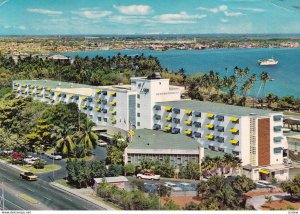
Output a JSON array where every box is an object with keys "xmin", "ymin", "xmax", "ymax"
[
  {"xmin": 197, "ymin": 5, "xmax": 228, "ymax": 13},
  {"xmin": 27, "ymin": 8, "xmax": 63, "ymax": 15},
  {"xmin": 224, "ymin": 11, "xmax": 244, "ymax": 16},
  {"xmin": 236, "ymin": 7, "xmax": 265, "ymax": 12},
  {"xmin": 153, "ymin": 12, "xmax": 207, "ymax": 24},
  {"xmin": 108, "ymin": 15, "xmax": 147, "ymax": 24},
  {"xmin": 113, "ymin": 5, "xmax": 152, "ymax": 15},
  {"xmin": 72, "ymin": 9, "xmax": 112, "ymax": 19},
  {"xmin": 220, "ymin": 18, "xmax": 229, "ymax": 23},
  {"xmin": 0, "ymin": 0, "xmax": 9, "ymax": 7}
]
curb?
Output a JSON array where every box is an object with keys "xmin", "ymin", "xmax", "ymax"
[
  {"xmin": 0, "ymin": 159, "xmax": 27, "ymax": 172},
  {"xmin": 50, "ymin": 182, "xmax": 115, "ymax": 210}
]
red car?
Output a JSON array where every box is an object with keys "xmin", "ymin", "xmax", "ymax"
[{"xmin": 11, "ymin": 152, "xmax": 25, "ymax": 160}]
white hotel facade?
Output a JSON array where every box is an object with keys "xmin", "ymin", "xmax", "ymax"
[{"xmin": 13, "ymin": 73, "xmax": 290, "ymax": 181}]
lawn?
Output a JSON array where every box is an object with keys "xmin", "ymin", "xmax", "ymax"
[
  {"xmin": 55, "ymin": 179, "xmax": 76, "ymax": 189},
  {"xmin": 20, "ymin": 164, "xmax": 61, "ymax": 173}
]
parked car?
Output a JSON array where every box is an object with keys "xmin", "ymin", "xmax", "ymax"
[
  {"xmin": 20, "ymin": 172, "xmax": 38, "ymax": 181},
  {"xmin": 137, "ymin": 172, "xmax": 160, "ymax": 180},
  {"xmin": 46, "ymin": 153, "xmax": 62, "ymax": 160},
  {"xmin": 2, "ymin": 150, "xmax": 13, "ymax": 155},
  {"xmin": 11, "ymin": 152, "xmax": 25, "ymax": 160}
]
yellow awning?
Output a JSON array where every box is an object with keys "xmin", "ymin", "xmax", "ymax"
[
  {"xmin": 109, "ymin": 91, "xmax": 116, "ymax": 96},
  {"xmin": 13, "ymin": 89, "xmax": 19, "ymax": 93},
  {"xmin": 109, "ymin": 101, "xmax": 116, "ymax": 106},
  {"xmin": 205, "ymin": 134, "xmax": 214, "ymax": 139},
  {"xmin": 164, "ymin": 126, "xmax": 171, "ymax": 131},
  {"xmin": 259, "ymin": 169, "xmax": 270, "ymax": 175},
  {"xmin": 22, "ymin": 90, "xmax": 27, "ymax": 94},
  {"xmin": 45, "ymin": 87, "xmax": 52, "ymax": 91},
  {"xmin": 184, "ymin": 120, "xmax": 192, "ymax": 125},
  {"xmin": 82, "ymin": 96, "xmax": 87, "ymax": 101},
  {"xmin": 111, "ymin": 118, "xmax": 116, "ymax": 123},
  {"xmin": 229, "ymin": 139, "xmax": 239, "ymax": 144},
  {"xmin": 37, "ymin": 86, "xmax": 43, "ymax": 90},
  {"xmin": 129, "ymin": 130, "xmax": 135, "ymax": 136},
  {"xmin": 206, "ymin": 124, "xmax": 214, "ymax": 129},
  {"xmin": 68, "ymin": 93, "xmax": 73, "ymax": 97},
  {"xmin": 95, "ymin": 107, "xmax": 101, "ymax": 112},
  {"xmin": 29, "ymin": 92, "xmax": 34, "ymax": 95},
  {"xmin": 165, "ymin": 106, "xmax": 172, "ymax": 111},
  {"xmin": 37, "ymin": 94, "xmax": 43, "ymax": 97},
  {"xmin": 230, "ymin": 117, "xmax": 239, "ymax": 122},
  {"xmin": 206, "ymin": 113, "xmax": 215, "ymax": 118},
  {"xmin": 164, "ymin": 116, "xmax": 172, "ymax": 121},
  {"xmin": 184, "ymin": 109, "xmax": 192, "ymax": 115},
  {"xmin": 56, "ymin": 92, "xmax": 61, "ymax": 96},
  {"xmin": 56, "ymin": 100, "xmax": 61, "ymax": 104},
  {"xmin": 14, "ymin": 83, "xmax": 19, "ymax": 86},
  {"xmin": 230, "ymin": 128, "xmax": 239, "ymax": 133},
  {"xmin": 185, "ymin": 130, "xmax": 192, "ymax": 135},
  {"xmin": 96, "ymin": 98, "xmax": 101, "ymax": 103},
  {"xmin": 21, "ymin": 84, "xmax": 27, "ymax": 87},
  {"xmin": 81, "ymin": 105, "xmax": 87, "ymax": 109},
  {"xmin": 109, "ymin": 110, "xmax": 116, "ymax": 114},
  {"xmin": 29, "ymin": 85, "xmax": 35, "ymax": 89},
  {"xmin": 45, "ymin": 95, "xmax": 51, "ymax": 98},
  {"xmin": 96, "ymin": 89, "xmax": 101, "ymax": 94}
]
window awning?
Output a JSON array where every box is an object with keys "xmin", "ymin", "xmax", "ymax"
[
  {"xmin": 29, "ymin": 85, "xmax": 35, "ymax": 89},
  {"xmin": 109, "ymin": 101, "xmax": 116, "ymax": 106},
  {"xmin": 206, "ymin": 113, "xmax": 214, "ymax": 118},
  {"xmin": 164, "ymin": 116, "xmax": 172, "ymax": 121},
  {"xmin": 45, "ymin": 95, "xmax": 51, "ymax": 98},
  {"xmin": 109, "ymin": 91, "xmax": 116, "ymax": 96},
  {"xmin": 165, "ymin": 106, "xmax": 172, "ymax": 111},
  {"xmin": 37, "ymin": 86, "xmax": 43, "ymax": 90},
  {"xmin": 184, "ymin": 120, "xmax": 192, "ymax": 125},
  {"xmin": 95, "ymin": 107, "xmax": 101, "ymax": 112},
  {"xmin": 230, "ymin": 117, "xmax": 239, "ymax": 122},
  {"xmin": 111, "ymin": 118, "xmax": 116, "ymax": 123},
  {"xmin": 81, "ymin": 105, "xmax": 87, "ymax": 109},
  {"xmin": 274, "ymin": 136, "xmax": 283, "ymax": 142},
  {"xmin": 206, "ymin": 124, "xmax": 214, "ymax": 129},
  {"xmin": 184, "ymin": 130, "xmax": 192, "ymax": 135},
  {"xmin": 96, "ymin": 89, "xmax": 101, "ymax": 94},
  {"xmin": 37, "ymin": 93, "xmax": 43, "ymax": 97},
  {"xmin": 164, "ymin": 126, "xmax": 171, "ymax": 131},
  {"xmin": 230, "ymin": 128, "xmax": 239, "ymax": 133},
  {"xmin": 21, "ymin": 84, "xmax": 27, "ymax": 87},
  {"xmin": 259, "ymin": 169, "xmax": 269, "ymax": 175},
  {"xmin": 109, "ymin": 110, "xmax": 116, "ymax": 115},
  {"xmin": 184, "ymin": 109, "xmax": 192, "ymax": 115},
  {"xmin": 14, "ymin": 83, "xmax": 19, "ymax": 87},
  {"xmin": 82, "ymin": 96, "xmax": 87, "ymax": 101},
  {"xmin": 229, "ymin": 139, "xmax": 239, "ymax": 144},
  {"xmin": 45, "ymin": 87, "xmax": 52, "ymax": 91},
  {"xmin": 205, "ymin": 134, "xmax": 214, "ymax": 139},
  {"xmin": 96, "ymin": 98, "xmax": 101, "ymax": 103}
]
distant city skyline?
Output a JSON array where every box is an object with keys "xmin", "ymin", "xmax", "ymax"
[{"xmin": 1, "ymin": 0, "xmax": 300, "ymax": 35}]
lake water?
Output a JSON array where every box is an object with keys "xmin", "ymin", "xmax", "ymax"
[{"xmin": 64, "ymin": 48, "xmax": 300, "ymax": 98}]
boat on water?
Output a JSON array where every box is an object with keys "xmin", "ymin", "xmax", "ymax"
[{"xmin": 258, "ymin": 58, "xmax": 278, "ymax": 66}]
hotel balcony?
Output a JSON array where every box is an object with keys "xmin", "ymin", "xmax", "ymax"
[
  {"xmin": 36, "ymin": 86, "xmax": 43, "ymax": 90},
  {"xmin": 164, "ymin": 116, "xmax": 172, "ymax": 122},
  {"xmin": 37, "ymin": 93, "xmax": 43, "ymax": 97},
  {"xmin": 229, "ymin": 128, "xmax": 239, "ymax": 134},
  {"xmin": 206, "ymin": 113, "xmax": 214, "ymax": 119},
  {"xmin": 14, "ymin": 83, "xmax": 19, "ymax": 87},
  {"xmin": 194, "ymin": 111, "xmax": 201, "ymax": 117},
  {"xmin": 216, "ymin": 115, "xmax": 224, "ymax": 121},
  {"xmin": 165, "ymin": 106, "xmax": 172, "ymax": 112},
  {"xmin": 22, "ymin": 90, "xmax": 27, "ymax": 95},
  {"xmin": 229, "ymin": 139, "xmax": 239, "ymax": 145},
  {"xmin": 45, "ymin": 94, "xmax": 51, "ymax": 99},
  {"xmin": 184, "ymin": 120, "xmax": 192, "ymax": 126},
  {"xmin": 29, "ymin": 85, "xmax": 35, "ymax": 89},
  {"xmin": 109, "ymin": 110, "xmax": 116, "ymax": 115},
  {"xmin": 184, "ymin": 109, "xmax": 192, "ymax": 116},
  {"xmin": 172, "ymin": 128, "xmax": 180, "ymax": 134},
  {"xmin": 13, "ymin": 89, "xmax": 20, "ymax": 93},
  {"xmin": 216, "ymin": 136, "xmax": 224, "ymax": 143},
  {"xmin": 153, "ymin": 124, "xmax": 161, "ymax": 130},
  {"xmin": 109, "ymin": 101, "xmax": 116, "ymax": 106},
  {"xmin": 29, "ymin": 92, "xmax": 34, "ymax": 95},
  {"xmin": 82, "ymin": 96, "xmax": 87, "ymax": 101},
  {"xmin": 206, "ymin": 124, "xmax": 214, "ymax": 130},
  {"xmin": 81, "ymin": 104, "xmax": 87, "ymax": 110},
  {"xmin": 274, "ymin": 126, "xmax": 282, "ymax": 132},
  {"xmin": 154, "ymin": 114, "xmax": 161, "ymax": 120},
  {"xmin": 205, "ymin": 134, "xmax": 215, "ymax": 140},
  {"xmin": 273, "ymin": 115, "xmax": 283, "ymax": 121},
  {"xmin": 21, "ymin": 84, "xmax": 27, "ymax": 88},
  {"xmin": 96, "ymin": 89, "xmax": 101, "ymax": 94},
  {"xmin": 45, "ymin": 87, "xmax": 52, "ymax": 92},
  {"xmin": 109, "ymin": 91, "xmax": 116, "ymax": 97},
  {"xmin": 230, "ymin": 117, "xmax": 239, "ymax": 123},
  {"xmin": 184, "ymin": 129, "xmax": 192, "ymax": 136},
  {"xmin": 110, "ymin": 118, "xmax": 116, "ymax": 124},
  {"xmin": 193, "ymin": 121, "xmax": 201, "ymax": 128},
  {"xmin": 216, "ymin": 125, "xmax": 224, "ymax": 132},
  {"xmin": 95, "ymin": 107, "xmax": 101, "ymax": 112},
  {"xmin": 173, "ymin": 108, "xmax": 180, "ymax": 114},
  {"xmin": 154, "ymin": 105, "xmax": 161, "ymax": 111},
  {"xmin": 173, "ymin": 118, "xmax": 180, "ymax": 124},
  {"xmin": 56, "ymin": 92, "xmax": 61, "ymax": 97},
  {"xmin": 193, "ymin": 132, "xmax": 201, "ymax": 138}
]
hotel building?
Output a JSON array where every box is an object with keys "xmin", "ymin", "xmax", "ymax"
[{"xmin": 12, "ymin": 73, "xmax": 290, "ymax": 181}]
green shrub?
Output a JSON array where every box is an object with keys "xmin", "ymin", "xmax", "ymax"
[{"xmin": 33, "ymin": 160, "xmax": 47, "ymax": 169}]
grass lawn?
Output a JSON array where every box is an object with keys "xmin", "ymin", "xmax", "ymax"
[
  {"xmin": 283, "ymin": 111, "xmax": 300, "ymax": 116},
  {"xmin": 55, "ymin": 179, "xmax": 76, "ymax": 189},
  {"xmin": 85, "ymin": 193, "xmax": 121, "ymax": 210},
  {"xmin": 20, "ymin": 164, "xmax": 61, "ymax": 173}
]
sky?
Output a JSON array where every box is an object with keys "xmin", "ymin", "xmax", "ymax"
[{"xmin": 1, "ymin": 0, "xmax": 300, "ymax": 35}]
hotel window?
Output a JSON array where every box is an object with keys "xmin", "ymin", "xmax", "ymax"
[
  {"xmin": 137, "ymin": 122, "xmax": 140, "ymax": 126},
  {"xmin": 137, "ymin": 103, "xmax": 140, "ymax": 108},
  {"xmin": 137, "ymin": 113, "xmax": 140, "ymax": 117},
  {"xmin": 98, "ymin": 117, "xmax": 102, "ymax": 121},
  {"xmin": 137, "ymin": 94, "xmax": 140, "ymax": 99},
  {"xmin": 104, "ymin": 118, "xmax": 107, "ymax": 122}
]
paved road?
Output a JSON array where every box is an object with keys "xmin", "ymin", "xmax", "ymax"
[
  {"xmin": 246, "ymin": 193, "xmax": 289, "ymax": 210},
  {"xmin": 0, "ymin": 163, "xmax": 104, "ymax": 210}
]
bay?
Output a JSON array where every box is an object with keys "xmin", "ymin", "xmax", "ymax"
[{"xmin": 64, "ymin": 48, "xmax": 300, "ymax": 98}]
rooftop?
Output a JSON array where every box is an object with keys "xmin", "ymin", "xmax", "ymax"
[{"xmin": 157, "ymin": 100, "xmax": 275, "ymax": 117}]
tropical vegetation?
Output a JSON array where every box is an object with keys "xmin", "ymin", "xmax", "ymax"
[{"xmin": 280, "ymin": 173, "xmax": 300, "ymax": 199}]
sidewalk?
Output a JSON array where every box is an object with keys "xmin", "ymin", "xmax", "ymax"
[
  {"xmin": 0, "ymin": 159, "xmax": 27, "ymax": 172},
  {"xmin": 50, "ymin": 182, "xmax": 115, "ymax": 210}
]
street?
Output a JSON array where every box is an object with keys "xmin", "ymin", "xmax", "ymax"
[{"xmin": 0, "ymin": 162, "xmax": 104, "ymax": 210}]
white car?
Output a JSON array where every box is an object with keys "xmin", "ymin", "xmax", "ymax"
[
  {"xmin": 137, "ymin": 173, "xmax": 160, "ymax": 180},
  {"xmin": 47, "ymin": 153, "xmax": 62, "ymax": 160}
]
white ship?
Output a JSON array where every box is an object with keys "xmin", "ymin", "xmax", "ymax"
[{"xmin": 258, "ymin": 58, "xmax": 278, "ymax": 66}]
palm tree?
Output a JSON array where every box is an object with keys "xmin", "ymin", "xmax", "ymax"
[
  {"xmin": 55, "ymin": 131, "xmax": 75, "ymax": 157},
  {"xmin": 265, "ymin": 93, "xmax": 279, "ymax": 108},
  {"xmin": 257, "ymin": 71, "xmax": 270, "ymax": 98},
  {"xmin": 76, "ymin": 119, "xmax": 98, "ymax": 155}
]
